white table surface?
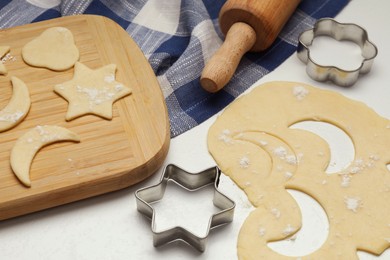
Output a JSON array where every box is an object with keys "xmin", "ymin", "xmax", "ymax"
[{"xmin": 1, "ymin": 0, "xmax": 390, "ymax": 259}]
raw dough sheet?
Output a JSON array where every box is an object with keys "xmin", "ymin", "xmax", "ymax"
[{"xmin": 208, "ymin": 81, "xmax": 390, "ymax": 259}]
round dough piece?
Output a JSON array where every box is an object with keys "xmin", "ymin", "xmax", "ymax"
[{"xmin": 22, "ymin": 27, "xmax": 79, "ymax": 71}]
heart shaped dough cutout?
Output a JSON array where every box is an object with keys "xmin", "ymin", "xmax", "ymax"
[{"xmin": 22, "ymin": 27, "xmax": 79, "ymax": 71}]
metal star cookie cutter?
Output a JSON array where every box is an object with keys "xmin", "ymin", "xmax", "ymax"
[
  {"xmin": 297, "ymin": 18, "xmax": 378, "ymax": 87},
  {"xmin": 135, "ymin": 164, "xmax": 235, "ymax": 252}
]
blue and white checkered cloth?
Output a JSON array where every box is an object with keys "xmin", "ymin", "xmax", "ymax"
[{"xmin": 0, "ymin": 0, "xmax": 348, "ymax": 137}]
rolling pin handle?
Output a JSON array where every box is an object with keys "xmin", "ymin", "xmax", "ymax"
[{"xmin": 200, "ymin": 22, "xmax": 256, "ymax": 93}]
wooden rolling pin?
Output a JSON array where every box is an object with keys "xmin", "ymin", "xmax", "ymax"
[{"xmin": 200, "ymin": 0, "xmax": 301, "ymax": 93}]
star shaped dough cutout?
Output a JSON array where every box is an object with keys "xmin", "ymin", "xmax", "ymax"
[
  {"xmin": 0, "ymin": 46, "xmax": 10, "ymax": 75},
  {"xmin": 54, "ymin": 62, "xmax": 132, "ymax": 121}
]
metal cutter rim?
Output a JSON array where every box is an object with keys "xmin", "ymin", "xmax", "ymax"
[
  {"xmin": 297, "ymin": 18, "xmax": 378, "ymax": 87},
  {"xmin": 135, "ymin": 164, "xmax": 235, "ymax": 252}
]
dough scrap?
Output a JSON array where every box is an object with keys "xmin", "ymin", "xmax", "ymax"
[
  {"xmin": 0, "ymin": 77, "xmax": 31, "ymax": 132},
  {"xmin": 0, "ymin": 45, "xmax": 10, "ymax": 74},
  {"xmin": 10, "ymin": 125, "xmax": 80, "ymax": 187},
  {"xmin": 22, "ymin": 27, "xmax": 79, "ymax": 71},
  {"xmin": 54, "ymin": 62, "xmax": 132, "ymax": 121},
  {"xmin": 207, "ymin": 82, "xmax": 390, "ymax": 259}
]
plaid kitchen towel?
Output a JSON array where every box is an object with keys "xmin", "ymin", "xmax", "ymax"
[{"xmin": 0, "ymin": 0, "xmax": 349, "ymax": 137}]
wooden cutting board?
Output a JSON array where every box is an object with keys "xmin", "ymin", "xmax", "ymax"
[{"xmin": 0, "ymin": 15, "xmax": 170, "ymax": 220}]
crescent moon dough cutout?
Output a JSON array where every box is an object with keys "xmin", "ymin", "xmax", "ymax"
[
  {"xmin": 0, "ymin": 45, "xmax": 10, "ymax": 75},
  {"xmin": 207, "ymin": 82, "xmax": 390, "ymax": 259},
  {"xmin": 22, "ymin": 27, "xmax": 79, "ymax": 71},
  {"xmin": 10, "ymin": 125, "xmax": 80, "ymax": 187},
  {"xmin": 0, "ymin": 76, "xmax": 31, "ymax": 132}
]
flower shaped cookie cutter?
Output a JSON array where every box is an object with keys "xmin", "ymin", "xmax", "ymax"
[
  {"xmin": 297, "ymin": 18, "xmax": 378, "ymax": 87},
  {"xmin": 135, "ymin": 164, "xmax": 235, "ymax": 252}
]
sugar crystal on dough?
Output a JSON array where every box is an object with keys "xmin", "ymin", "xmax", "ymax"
[
  {"xmin": 286, "ymin": 154, "xmax": 297, "ymax": 165},
  {"xmin": 259, "ymin": 227, "xmax": 266, "ymax": 237},
  {"xmin": 341, "ymin": 174, "xmax": 351, "ymax": 188},
  {"xmin": 115, "ymin": 84, "xmax": 124, "ymax": 91},
  {"xmin": 282, "ymin": 224, "xmax": 296, "ymax": 236},
  {"xmin": 258, "ymin": 140, "xmax": 268, "ymax": 146},
  {"xmin": 285, "ymin": 171, "xmax": 293, "ymax": 179},
  {"xmin": 218, "ymin": 129, "xmax": 232, "ymax": 144},
  {"xmin": 104, "ymin": 74, "xmax": 115, "ymax": 83},
  {"xmin": 344, "ymin": 196, "xmax": 361, "ymax": 212},
  {"xmin": 76, "ymin": 85, "xmax": 117, "ymax": 107},
  {"xmin": 0, "ymin": 110, "xmax": 24, "ymax": 123},
  {"xmin": 293, "ymin": 86, "xmax": 309, "ymax": 100},
  {"xmin": 350, "ymin": 166, "xmax": 362, "ymax": 174},
  {"xmin": 239, "ymin": 156, "xmax": 250, "ymax": 168},
  {"xmin": 369, "ymin": 154, "xmax": 380, "ymax": 161},
  {"xmin": 271, "ymin": 208, "xmax": 281, "ymax": 219},
  {"xmin": 36, "ymin": 125, "xmax": 49, "ymax": 136},
  {"xmin": 273, "ymin": 146, "xmax": 287, "ymax": 158},
  {"xmin": 222, "ymin": 129, "xmax": 231, "ymax": 135},
  {"xmin": 1, "ymin": 53, "xmax": 15, "ymax": 64}
]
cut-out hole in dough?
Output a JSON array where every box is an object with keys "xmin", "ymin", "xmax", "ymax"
[
  {"xmin": 290, "ymin": 121, "xmax": 355, "ymax": 174},
  {"xmin": 387, "ymin": 164, "xmax": 390, "ymax": 172},
  {"xmin": 309, "ymin": 35, "xmax": 363, "ymax": 71},
  {"xmin": 267, "ymin": 189, "xmax": 329, "ymax": 257},
  {"xmin": 151, "ymin": 181, "xmax": 220, "ymax": 237}
]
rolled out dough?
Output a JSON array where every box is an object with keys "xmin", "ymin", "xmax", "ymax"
[{"xmin": 208, "ymin": 82, "xmax": 390, "ymax": 259}]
